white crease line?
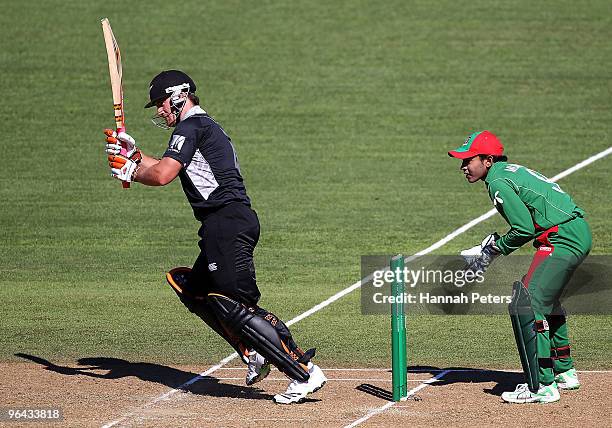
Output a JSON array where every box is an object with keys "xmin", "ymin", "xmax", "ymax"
[
  {"xmin": 214, "ymin": 366, "xmax": 612, "ymax": 373},
  {"xmin": 343, "ymin": 370, "xmax": 451, "ymax": 428},
  {"xmin": 146, "ymin": 368, "xmax": 612, "ymax": 383},
  {"xmin": 102, "ymin": 146, "xmax": 611, "ymax": 428},
  {"xmin": 343, "ymin": 366, "xmax": 612, "ymax": 426},
  {"xmin": 215, "ymin": 367, "xmax": 394, "ymax": 371},
  {"xmin": 192, "ymin": 377, "xmax": 425, "ymax": 382}
]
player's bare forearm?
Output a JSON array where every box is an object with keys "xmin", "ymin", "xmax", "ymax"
[
  {"xmin": 134, "ymin": 155, "xmax": 182, "ymax": 186},
  {"xmin": 139, "ymin": 154, "xmax": 160, "ymax": 169}
]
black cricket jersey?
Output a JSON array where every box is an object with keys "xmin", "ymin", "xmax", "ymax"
[{"xmin": 162, "ymin": 106, "xmax": 251, "ymax": 220}]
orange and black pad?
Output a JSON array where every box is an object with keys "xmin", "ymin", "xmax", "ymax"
[
  {"xmin": 165, "ymin": 268, "xmax": 249, "ymax": 364},
  {"xmin": 166, "ymin": 267, "xmax": 190, "ymax": 294},
  {"xmin": 166, "ymin": 267, "xmax": 205, "ymax": 301},
  {"xmin": 207, "ymin": 293, "xmax": 310, "ymax": 382}
]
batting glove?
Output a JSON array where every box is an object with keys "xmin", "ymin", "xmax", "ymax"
[
  {"xmin": 104, "ymin": 129, "xmax": 141, "ymax": 159},
  {"xmin": 461, "ymin": 233, "xmax": 502, "ymax": 274},
  {"xmin": 108, "ymin": 154, "xmax": 140, "ymax": 183}
]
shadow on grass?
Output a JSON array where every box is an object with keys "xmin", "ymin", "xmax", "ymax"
[
  {"xmin": 356, "ymin": 366, "xmax": 524, "ymax": 401},
  {"xmin": 15, "ymin": 353, "xmax": 273, "ymax": 400}
]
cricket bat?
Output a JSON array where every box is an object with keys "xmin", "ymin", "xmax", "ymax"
[{"xmin": 101, "ymin": 18, "xmax": 130, "ymax": 188}]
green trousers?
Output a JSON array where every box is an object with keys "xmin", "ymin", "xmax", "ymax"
[{"xmin": 524, "ymin": 216, "xmax": 592, "ymax": 385}]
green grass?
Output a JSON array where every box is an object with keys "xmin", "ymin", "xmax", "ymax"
[{"xmin": 0, "ymin": 0, "xmax": 610, "ymax": 370}]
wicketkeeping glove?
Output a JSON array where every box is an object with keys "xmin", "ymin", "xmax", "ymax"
[
  {"xmin": 461, "ymin": 233, "xmax": 502, "ymax": 274},
  {"xmin": 108, "ymin": 154, "xmax": 140, "ymax": 183},
  {"xmin": 104, "ymin": 129, "xmax": 141, "ymax": 160}
]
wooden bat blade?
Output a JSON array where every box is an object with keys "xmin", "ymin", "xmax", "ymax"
[
  {"xmin": 101, "ymin": 18, "xmax": 124, "ymax": 131},
  {"xmin": 101, "ymin": 18, "xmax": 129, "ymax": 188}
]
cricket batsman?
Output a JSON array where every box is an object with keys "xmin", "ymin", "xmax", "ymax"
[
  {"xmin": 103, "ymin": 70, "xmax": 326, "ymax": 404},
  {"xmin": 448, "ymin": 131, "xmax": 592, "ymax": 403}
]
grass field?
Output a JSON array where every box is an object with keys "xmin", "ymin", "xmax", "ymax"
[{"xmin": 1, "ymin": 0, "xmax": 610, "ymax": 381}]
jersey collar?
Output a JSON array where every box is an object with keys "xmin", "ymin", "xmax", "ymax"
[
  {"xmin": 183, "ymin": 105, "xmax": 207, "ymax": 120},
  {"xmin": 484, "ymin": 161, "xmax": 506, "ymax": 185}
]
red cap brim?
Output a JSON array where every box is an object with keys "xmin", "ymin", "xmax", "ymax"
[{"xmin": 448, "ymin": 150, "xmax": 478, "ymax": 159}]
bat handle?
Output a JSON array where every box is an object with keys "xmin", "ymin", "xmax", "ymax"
[{"xmin": 116, "ymin": 126, "xmax": 131, "ymax": 189}]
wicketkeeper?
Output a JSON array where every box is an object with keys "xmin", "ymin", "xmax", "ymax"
[
  {"xmin": 103, "ymin": 70, "xmax": 326, "ymax": 404},
  {"xmin": 448, "ymin": 131, "xmax": 591, "ymax": 403}
]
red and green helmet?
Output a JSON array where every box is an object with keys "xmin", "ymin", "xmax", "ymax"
[{"xmin": 448, "ymin": 130, "xmax": 504, "ymax": 159}]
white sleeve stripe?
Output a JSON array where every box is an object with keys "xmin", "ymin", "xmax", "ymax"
[{"xmin": 185, "ymin": 151, "xmax": 219, "ymax": 200}]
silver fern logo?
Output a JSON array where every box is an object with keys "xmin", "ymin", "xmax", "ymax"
[{"xmin": 168, "ymin": 135, "xmax": 185, "ymax": 153}]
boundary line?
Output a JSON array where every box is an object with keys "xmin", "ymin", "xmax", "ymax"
[{"xmin": 102, "ymin": 146, "xmax": 611, "ymax": 428}]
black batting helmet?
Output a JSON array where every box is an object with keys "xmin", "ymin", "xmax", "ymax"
[{"xmin": 144, "ymin": 70, "xmax": 196, "ymax": 108}]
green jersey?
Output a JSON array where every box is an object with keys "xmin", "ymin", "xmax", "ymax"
[{"xmin": 484, "ymin": 162, "xmax": 584, "ymax": 255}]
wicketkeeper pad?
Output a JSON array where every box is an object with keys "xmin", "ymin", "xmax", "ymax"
[{"xmin": 508, "ymin": 281, "xmax": 540, "ymax": 392}]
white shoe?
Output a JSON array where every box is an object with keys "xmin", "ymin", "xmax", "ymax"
[
  {"xmin": 273, "ymin": 363, "xmax": 327, "ymax": 404},
  {"xmin": 245, "ymin": 350, "xmax": 270, "ymax": 386},
  {"xmin": 554, "ymin": 368, "xmax": 580, "ymax": 390},
  {"xmin": 501, "ymin": 382, "xmax": 560, "ymax": 404}
]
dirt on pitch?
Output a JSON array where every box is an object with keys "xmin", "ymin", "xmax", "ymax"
[{"xmin": 1, "ymin": 358, "xmax": 610, "ymax": 427}]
